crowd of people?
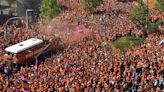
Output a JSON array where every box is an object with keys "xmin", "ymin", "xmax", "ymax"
[
  {"xmin": 0, "ymin": 0, "xmax": 163, "ymax": 92},
  {"xmin": 0, "ymin": 29, "xmax": 163, "ymax": 92}
]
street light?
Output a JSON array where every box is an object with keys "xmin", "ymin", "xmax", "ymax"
[
  {"xmin": 3, "ymin": 16, "xmax": 24, "ymax": 39},
  {"xmin": 26, "ymin": 9, "xmax": 34, "ymax": 29},
  {"xmin": 143, "ymin": 0, "xmax": 149, "ymax": 29}
]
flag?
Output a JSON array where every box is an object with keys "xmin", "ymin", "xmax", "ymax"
[
  {"xmin": 43, "ymin": 43, "xmax": 51, "ymax": 52},
  {"xmin": 21, "ymin": 76, "xmax": 29, "ymax": 91},
  {"xmin": 34, "ymin": 58, "xmax": 38, "ymax": 70}
]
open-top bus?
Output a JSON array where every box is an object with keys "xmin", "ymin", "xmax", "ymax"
[{"xmin": 0, "ymin": 38, "xmax": 59, "ymax": 74}]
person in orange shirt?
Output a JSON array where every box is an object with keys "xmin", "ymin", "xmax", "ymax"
[
  {"xmin": 21, "ymin": 76, "xmax": 30, "ymax": 92},
  {"xmin": 0, "ymin": 74, "xmax": 4, "ymax": 83}
]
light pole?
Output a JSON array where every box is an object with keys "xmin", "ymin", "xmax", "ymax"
[
  {"xmin": 145, "ymin": 0, "xmax": 149, "ymax": 30},
  {"xmin": 3, "ymin": 16, "xmax": 24, "ymax": 39},
  {"xmin": 26, "ymin": 9, "xmax": 34, "ymax": 29}
]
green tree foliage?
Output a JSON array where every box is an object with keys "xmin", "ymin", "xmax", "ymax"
[
  {"xmin": 156, "ymin": 0, "xmax": 164, "ymax": 12},
  {"xmin": 81, "ymin": 0, "xmax": 103, "ymax": 10},
  {"xmin": 129, "ymin": 0, "xmax": 148, "ymax": 28},
  {"xmin": 39, "ymin": 0, "xmax": 60, "ymax": 20},
  {"xmin": 6, "ymin": 0, "xmax": 16, "ymax": 15},
  {"xmin": 6, "ymin": 0, "xmax": 16, "ymax": 6},
  {"xmin": 129, "ymin": 0, "xmax": 162, "ymax": 33},
  {"xmin": 147, "ymin": 21, "xmax": 161, "ymax": 33}
]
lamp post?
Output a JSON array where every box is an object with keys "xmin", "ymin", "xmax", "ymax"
[
  {"xmin": 3, "ymin": 16, "xmax": 24, "ymax": 39},
  {"xmin": 26, "ymin": 9, "xmax": 34, "ymax": 29},
  {"xmin": 145, "ymin": 0, "xmax": 149, "ymax": 30}
]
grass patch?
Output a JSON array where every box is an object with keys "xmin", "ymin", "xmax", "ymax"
[{"xmin": 112, "ymin": 36, "xmax": 145, "ymax": 52}]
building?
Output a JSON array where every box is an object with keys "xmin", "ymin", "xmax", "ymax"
[{"xmin": 16, "ymin": 0, "xmax": 41, "ymax": 17}]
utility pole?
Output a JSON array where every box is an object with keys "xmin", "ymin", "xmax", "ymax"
[
  {"xmin": 145, "ymin": 0, "xmax": 149, "ymax": 30},
  {"xmin": 26, "ymin": 9, "xmax": 34, "ymax": 29},
  {"xmin": 3, "ymin": 17, "xmax": 24, "ymax": 39}
]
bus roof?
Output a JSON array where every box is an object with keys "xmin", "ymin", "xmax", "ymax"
[{"xmin": 5, "ymin": 38, "xmax": 43, "ymax": 54}]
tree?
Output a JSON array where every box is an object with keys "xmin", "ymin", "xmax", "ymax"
[
  {"xmin": 6, "ymin": 0, "xmax": 16, "ymax": 15},
  {"xmin": 129, "ymin": 0, "xmax": 148, "ymax": 29},
  {"xmin": 39, "ymin": 0, "xmax": 60, "ymax": 20},
  {"xmin": 6, "ymin": 0, "xmax": 16, "ymax": 6},
  {"xmin": 81, "ymin": 0, "xmax": 103, "ymax": 10},
  {"xmin": 129, "ymin": 0, "xmax": 162, "ymax": 33},
  {"xmin": 156, "ymin": 0, "xmax": 164, "ymax": 12}
]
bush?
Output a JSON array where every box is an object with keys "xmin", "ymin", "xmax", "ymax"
[
  {"xmin": 81, "ymin": 0, "xmax": 103, "ymax": 10},
  {"xmin": 39, "ymin": 0, "xmax": 60, "ymax": 20},
  {"xmin": 129, "ymin": 0, "xmax": 148, "ymax": 28},
  {"xmin": 147, "ymin": 21, "xmax": 161, "ymax": 33},
  {"xmin": 6, "ymin": 0, "xmax": 16, "ymax": 6},
  {"xmin": 156, "ymin": 0, "xmax": 164, "ymax": 12}
]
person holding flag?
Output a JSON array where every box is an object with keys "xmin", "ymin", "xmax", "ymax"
[
  {"xmin": 34, "ymin": 57, "xmax": 38, "ymax": 71},
  {"xmin": 21, "ymin": 76, "xmax": 30, "ymax": 92},
  {"xmin": 34, "ymin": 42, "xmax": 51, "ymax": 71}
]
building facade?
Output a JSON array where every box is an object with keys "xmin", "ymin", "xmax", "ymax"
[{"xmin": 16, "ymin": 0, "xmax": 41, "ymax": 17}]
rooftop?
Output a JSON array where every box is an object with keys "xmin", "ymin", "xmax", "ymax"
[{"xmin": 5, "ymin": 38, "xmax": 43, "ymax": 54}]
